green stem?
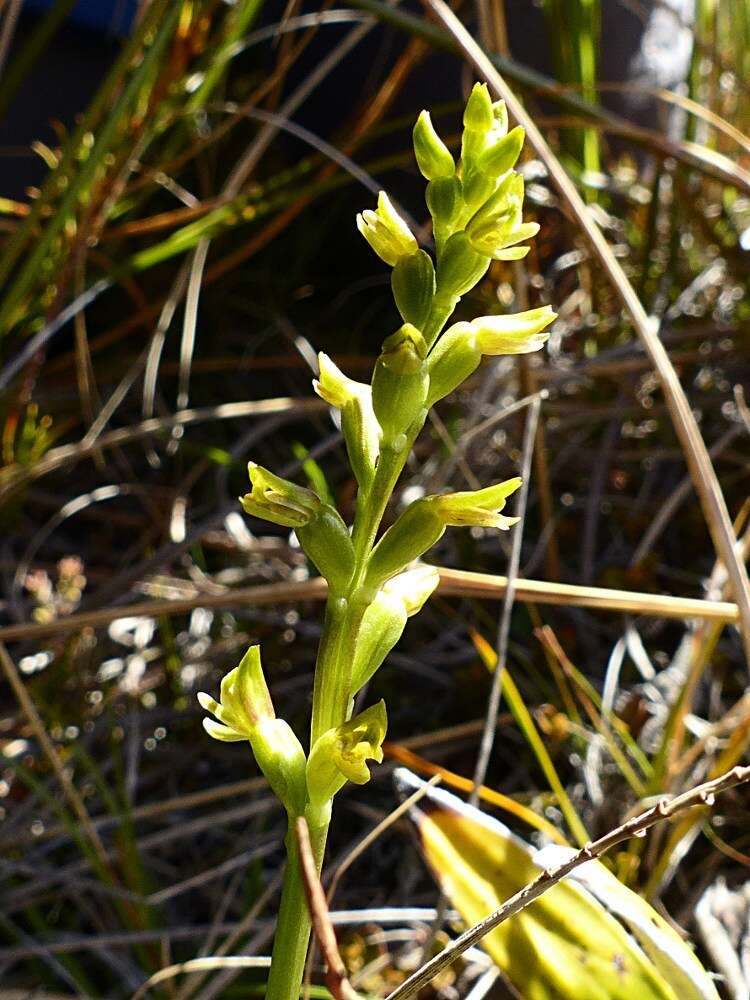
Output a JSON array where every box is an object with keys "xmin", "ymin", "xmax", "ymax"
[
  {"xmin": 268, "ymin": 423, "xmax": 421, "ymax": 1000},
  {"xmin": 310, "ymin": 594, "xmax": 355, "ymax": 744},
  {"xmin": 351, "ymin": 444, "xmax": 405, "ymax": 566},
  {"xmin": 311, "ymin": 442, "xmax": 412, "ymax": 743},
  {"xmin": 266, "ymin": 816, "xmax": 328, "ymax": 1000}
]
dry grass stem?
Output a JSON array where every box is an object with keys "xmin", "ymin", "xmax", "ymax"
[
  {"xmin": 423, "ymin": 0, "xmax": 750, "ymax": 671},
  {"xmin": 386, "ymin": 763, "xmax": 750, "ymax": 999},
  {"xmin": 296, "ymin": 817, "xmax": 361, "ymax": 1000},
  {"xmin": 0, "ymin": 570, "xmax": 739, "ymax": 645}
]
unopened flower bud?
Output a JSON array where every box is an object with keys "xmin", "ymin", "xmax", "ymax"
[
  {"xmin": 307, "ymin": 701, "xmax": 388, "ymax": 818},
  {"xmin": 314, "ymin": 353, "xmax": 380, "ymax": 487},
  {"xmin": 426, "ymin": 323, "xmax": 481, "ymax": 406},
  {"xmin": 471, "ymin": 306, "xmax": 555, "ymax": 355},
  {"xmin": 478, "ymin": 125, "xmax": 525, "ymax": 178},
  {"xmin": 241, "ymin": 463, "xmax": 320, "ymax": 528},
  {"xmin": 199, "ymin": 646, "xmax": 307, "ymax": 815},
  {"xmin": 357, "ymin": 191, "xmax": 418, "ymax": 267},
  {"xmin": 492, "ymin": 244, "xmax": 533, "ymax": 262},
  {"xmin": 241, "ymin": 463, "xmax": 355, "ymax": 591},
  {"xmin": 436, "ymin": 231, "xmax": 491, "ymax": 300},
  {"xmin": 470, "ymin": 221, "xmax": 539, "ymax": 259},
  {"xmin": 391, "ymin": 250, "xmax": 436, "ymax": 329},
  {"xmin": 413, "ymin": 110, "xmax": 455, "ymax": 180},
  {"xmin": 371, "ymin": 324, "xmax": 429, "ymax": 447},
  {"xmin": 463, "ymin": 82, "xmax": 494, "ymax": 132},
  {"xmin": 351, "ymin": 565, "xmax": 439, "ymax": 692}
]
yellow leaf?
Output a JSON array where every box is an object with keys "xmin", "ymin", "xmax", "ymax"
[
  {"xmin": 397, "ymin": 769, "xmax": 707, "ymax": 1000},
  {"xmin": 535, "ymin": 845, "xmax": 720, "ymax": 1000}
]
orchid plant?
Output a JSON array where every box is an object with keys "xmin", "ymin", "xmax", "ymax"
[{"xmin": 199, "ymin": 84, "xmax": 556, "ymax": 999}]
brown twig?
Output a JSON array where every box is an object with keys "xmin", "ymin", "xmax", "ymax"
[
  {"xmin": 385, "ymin": 763, "xmax": 750, "ymax": 999},
  {"xmin": 295, "ymin": 817, "xmax": 361, "ymax": 1000},
  {"xmin": 423, "ymin": 0, "xmax": 750, "ymax": 672}
]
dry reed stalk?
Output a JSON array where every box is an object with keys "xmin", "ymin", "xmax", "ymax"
[
  {"xmin": 0, "ymin": 570, "xmax": 739, "ymax": 645},
  {"xmin": 422, "ymin": 0, "xmax": 750, "ymax": 672}
]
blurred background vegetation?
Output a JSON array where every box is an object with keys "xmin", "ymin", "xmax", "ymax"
[{"xmin": 0, "ymin": 0, "xmax": 749, "ymax": 996}]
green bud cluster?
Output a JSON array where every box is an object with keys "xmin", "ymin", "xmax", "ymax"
[{"xmin": 201, "ymin": 87, "xmax": 557, "ymax": 903}]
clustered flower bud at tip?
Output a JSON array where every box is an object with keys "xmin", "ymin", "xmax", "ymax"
[{"xmin": 413, "ymin": 110, "xmax": 455, "ymax": 181}]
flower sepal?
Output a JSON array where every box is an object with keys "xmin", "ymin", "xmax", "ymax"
[
  {"xmin": 471, "ymin": 306, "xmax": 555, "ymax": 355},
  {"xmin": 357, "ymin": 191, "xmax": 418, "ymax": 267},
  {"xmin": 306, "ymin": 701, "xmax": 388, "ymax": 818},
  {"xmin": 314, "ymin": 353, "xmax": 380, "ymax": 488},
  {"xmin": 198, "ymin": 646, "xmax": 307, "ymax": 816},
  {"xmin": 477, "ymin": 125, "xmax": 525, "ymax": 179},
  {"xmin": 240, "ymin": 463, "xmax": 320, "ymax": 528},
  {"xmin": 430, "ymin": 478, "xmax": 522, "ymax": 528}
]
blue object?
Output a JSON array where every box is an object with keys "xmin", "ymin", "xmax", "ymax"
[{"xmin": 24, "ymin": 0, "xmax": 138, "ymax": 36}]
